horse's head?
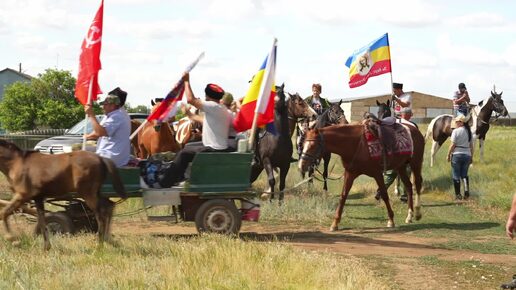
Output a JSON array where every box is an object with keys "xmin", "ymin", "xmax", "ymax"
[
  {"xmin": 0, "ymin": 139, "xmax": 22, "ymax": 170},
  {"xmin": 490, "ymin": 91, "xmax": 509, "ymax": 117},
  {"xmin": 287, "ymin": 92, "xmax": 317, "ymax": 121},
  {"xmin": 274, "ymin": 83, "xmax": 287, "ymax": 113},
  {"xmin": 327, "ymin": 100, "xmax": 347, "ymax": 125},
  {"xmin": 376, "ymin": 100, "xmax": 392, "ymax": 119},
  {"xmin": 149, "ymin": 98, "xmax": 166, "ymax": 131},
  {"xmin": 298, "ymin": 127, "xmax": 323, "ymax": 175}
]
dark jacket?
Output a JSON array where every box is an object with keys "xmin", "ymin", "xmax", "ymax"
[{"xmin": 304, "ymin": 95, "xmax": 331, "ymax": 114}]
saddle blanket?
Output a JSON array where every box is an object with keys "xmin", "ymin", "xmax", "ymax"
[{"xmin": 365, "ymin": 123, "xmax": 413, "ymax": 160}]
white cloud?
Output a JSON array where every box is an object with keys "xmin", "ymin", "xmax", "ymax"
[
  {"xmin": 447, "ymin": 12, "xmax": 507, "ymax": 28},
  {"xmin": 437, "ymin": 34, "xmax": 507, "ymax": 66}
]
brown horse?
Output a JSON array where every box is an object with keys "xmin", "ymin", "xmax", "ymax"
[
  {"xmin": 137, "ymin": 99, "xmax": 181, "ymax": 158},
  {"xmin": 0, "ymin": 139, "xmax": 126, "ymax": 250},
  {"xmin": 130, "ymin": 119, "xmax": 142, "ymax": 157},
  {"xmin": 299, "ymin": 118, "xmax": 424, "ymax": 230}
]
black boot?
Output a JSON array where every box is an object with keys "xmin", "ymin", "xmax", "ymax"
[
  {"xmin": 453, "ymin": 180, "xmax": 462, "ymax": 200},
  {"xmin": 463, "ymin": 176, "xmax": 470, "ymax": 200}
]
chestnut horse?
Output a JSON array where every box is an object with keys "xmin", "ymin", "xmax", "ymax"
[
  {"xmin": 299, "ymin": 118, "xmax": 425, "ymax": 230},
  {"xmin": 137, "ymin": 99, "xmax": 181, "ymax": 158},
  {"xmin": 0, "ymin": 139, "xmax": 126, "ymax": 250}
]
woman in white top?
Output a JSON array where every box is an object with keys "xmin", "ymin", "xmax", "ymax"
[{"xmin": 446, "ymin": 114, "xmax": 473, "ymax": 200}]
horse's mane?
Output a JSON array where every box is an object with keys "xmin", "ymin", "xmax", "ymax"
[{"xmin": 0, "ymin": 139, "xmax": 22, "ymax": 153}]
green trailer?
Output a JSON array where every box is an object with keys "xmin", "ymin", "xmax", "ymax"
[{"xmin": 23, "ymin": 152, "xmax": 261, "ymax": 235}]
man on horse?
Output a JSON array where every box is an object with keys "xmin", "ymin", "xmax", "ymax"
[
  {"xmin": 453, "ymin": 82, "xmax": 470, "ymax": 117},
  {"xmin": 160, "ymin": 73, "xmax": 232, "ymax": 187},
  {"xmin": 85, "ymin": 87, "xmax": 131, "ymax": 167},
  {"xmin": 305, "ymin": 83, "xmax": 331, "ymax": 115},
  {"xmin": 392, "ymin": 82, "xmax": 412, "ymax": 121}
]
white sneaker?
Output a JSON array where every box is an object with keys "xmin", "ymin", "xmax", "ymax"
[{"xmin": 139, "ymin": 177, "xmax": 149, "ymax": 189}]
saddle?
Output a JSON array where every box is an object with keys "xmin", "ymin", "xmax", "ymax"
[{"xmin": 363, "ymin": 114, "xmax": 413, "ymax": 161}]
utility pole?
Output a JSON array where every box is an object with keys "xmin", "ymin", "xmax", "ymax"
[{"xmin": 18, "ymin": 63, "xmax": 22, "ymax": 73}]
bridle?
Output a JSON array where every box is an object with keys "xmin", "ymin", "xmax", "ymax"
[{"xmin": 300, "ymin": 132, "xmax": 325, "ymax": 165}]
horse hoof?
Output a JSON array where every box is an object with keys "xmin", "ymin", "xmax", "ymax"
[
  {"xmin": 260, "ymin": 193, "xmax": 270, "ymax": 201},
  {"xmin": 405, "ymin": 217, "xmax": 413, "ymax": 224},
  {"xmin": 330, "ymin": 225, "xmax": 338, "ymax": 232},
  {"xmin": 387, "ymin": 220, "xmax": 395, "ymax": 228},
  {"xmin": 415, "ymin": 207, "xmax": 422, "ymax": 220}
]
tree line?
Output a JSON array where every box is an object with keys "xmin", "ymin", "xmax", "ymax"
[{"xmin": 0, "ymin": 69, "xmax": 151, "ymax": 132}]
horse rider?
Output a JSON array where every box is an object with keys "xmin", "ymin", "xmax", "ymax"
[
  {"xmin": 160, "ymin": 73, "xmax": 232, "ymax": 187},
  {"xmin": 376, "ymin": 82, "xmax": 412, "ymax": 203},
  {"xmin": 392, "ymin": 82, "xmax": 413, "ymax": 121},
  {"xmin": 453, "ymin": 82, "xmax": 470, "ymax": 117},
  {"xmin": 305, "ymin": 83, "xmax": 331, "ymax": 115},
  {"xmin": 85, "ymin": 87, "xmax": 131, "ymax": 168}
]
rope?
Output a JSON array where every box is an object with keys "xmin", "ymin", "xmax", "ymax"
[
  {"xmin": 259, "ymin": 176, "xmax": 313, "ymax": 195},
  {"xmin": 114, "ymin": 206, "xmax": 153, "ymax": 217}
]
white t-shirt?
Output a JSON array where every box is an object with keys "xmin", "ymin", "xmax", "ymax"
[
  {"xmin": 451, "ymin": 126, "xmax": 471, "ymax": 156},
  {"xmin": 201, "ymin": 100, "xmax": 231, "ymax": 150},
  {"xmin": 394, "ymin": 92, "xmax": 412, "ymax": 114}
]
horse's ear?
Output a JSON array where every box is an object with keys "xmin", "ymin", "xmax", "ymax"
[
  {"xmin": 387, "ymin": 99, "xmax": 391, "ymax": 107},
  {"xmin": 376, "ymin": 100, "xmax": 381, "ymax": 106},
  {"xmin": 500, "ymin": 91, "xmax": 503, "ymax": 97},
  {"xmin": 339, "ymin": 99, "xmax": 342, "ymax": 105},
  {"xmin": 151, "ymin": 99, "xmax": 155, "ymax": 106},
  {"xmin": 281, "ymin": 83, "xmax": 285, "ymax": 90},
  {"xmin": 478, "ymin": 100, "xmax": 484, "ymax": 106},
  {"xmin": 491, "ymin": 91, "xmax": 496, "ymax": 98}
]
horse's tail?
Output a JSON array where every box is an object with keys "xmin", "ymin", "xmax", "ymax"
[
  {"xmin": 101, "ymin": 157, "xmax": 127, "ymax": 200},
  {"xmin": 425, "ymin": 116, "xmax": 439, "ymax": 142}
]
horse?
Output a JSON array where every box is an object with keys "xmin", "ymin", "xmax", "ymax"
[
  {"xmin": 137, "ymin": 99, "xmax": 181, "ymax": 158},
  {"xmin": 0, "ymin": 139, "xmax": 126, "ymax": 250},
  {"xmin": 130, "ymin": 119, "xmax": 142, "ymax": 157},
  {"xmin": 426, "ymin": 90, "xmax": 509, "ymax": 166},
  {"xmin": 287, "ymin": 92, "xmax": 317, "ymax": 138},
  {"xmin": 175, "ymin": 106, "xmax": 203, "ymax": 148},
  {"xmin": 250, "ymin": 84, "xmax": 292, "ymax": 202},
  {"xmin": 299, "ymin": 116, "xmax": 425, "ymax": 230},
  {"xmin": 376, "ymin": 100, "xmax": 392, "ymax": 119},
  {"xmin": 298, "ymin": 101, "xmax": 348, "ymax": 191}
]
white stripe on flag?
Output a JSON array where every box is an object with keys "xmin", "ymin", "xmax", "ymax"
[{"xmin": 256, "ymin": 38, "xmax": 277, "ymax": 114}]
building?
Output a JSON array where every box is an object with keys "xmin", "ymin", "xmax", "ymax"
[
  {"xmin": 0, "ymin": 67, "xmax": 32, "ymax": 101},
  {"xmin": 340, "ymin": 91, "xmax": 453, "ymax": 122}
]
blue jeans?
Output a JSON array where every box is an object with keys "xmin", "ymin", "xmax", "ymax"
[{"xmin": 451, "ymin": 154, "xmax": 471, "ymax": 180}]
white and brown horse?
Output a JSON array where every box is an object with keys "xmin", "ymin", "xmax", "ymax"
[{"xmin": 426, "ymin": 90, "xmax": 509, "ymax": 166}]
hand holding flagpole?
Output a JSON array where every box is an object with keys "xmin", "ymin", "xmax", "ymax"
[{"xmin": 130, "ymin": 52, "xmax": 205, "ymax": 140}]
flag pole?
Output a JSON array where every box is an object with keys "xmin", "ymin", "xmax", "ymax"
[
  {"xmin": 130, "ymin": 52, "xmax": 205, "ymax": 141},
  {"xmin": 82, "ymin": 76, "xmax": 95, "ymax": 150}
]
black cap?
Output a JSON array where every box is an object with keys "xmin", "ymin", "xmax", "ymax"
[
  {"xmin": 458, "ymin": 83, "xmax": 466, "ymax": 90},
  {"xmin": 392, "ymin": 83, "xmax": 403, "ymax": 89},
  {"xmin": 108, "ymin": 87, "xmax": 127, "ymax": 106},
  {"xmin": 205, "ymin": 83, "xmax": 225, "ymax": 100}
]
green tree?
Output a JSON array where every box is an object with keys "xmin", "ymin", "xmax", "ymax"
[
  {"xmin": 0, "ymin": 69, "xmax": 101, "ymax": 131},
  {"xmin": 125, "ymin": 103, "xmax": 150, "ymax": 114}
]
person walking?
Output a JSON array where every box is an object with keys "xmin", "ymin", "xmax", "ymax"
[{"xmin": 447, "ymin": 114, "xmax": 473, "ymax": 200}]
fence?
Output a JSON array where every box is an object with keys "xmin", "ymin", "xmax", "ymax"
[{"xmin": 0, "ymin": 129, "xmax": 66, "ymax": 150}]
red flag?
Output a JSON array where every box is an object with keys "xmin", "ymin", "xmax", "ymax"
[{"xmin": 75, "ymin": 1, "xmax": 103, "ymax": 105}]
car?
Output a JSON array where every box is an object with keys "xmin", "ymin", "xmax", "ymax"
[{"xmin": 34, "ymin": 113, "xmax": 148, "ymax": 154}]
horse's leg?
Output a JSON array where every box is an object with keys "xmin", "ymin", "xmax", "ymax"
[
  {"xmin": 81, "ymin": 191, "xmax": 106, "ymax": 245},
  {"xmin": 34, "ymin": 198, "xmax": 51, "ymax": 250},
  {"xmin": 330, "ymin": 170, "xmax": 358, "ymax": 231},
  {"xmin": 98, "ymin": 197, "xmax": 115, "ymax": 244},
  {"xmin": 430, "ymin": 140, "xmax": 440, "ymax": 167},
  {"xmin": 278, "ymin": 164, "xmax": 289, "ymax": 202},
  {"xmin": 479, "ymin": 138, "xmax": 485, "ymax": 162},
  {"xmin": 263, "ymin": 160, "xmax": 275, "ymax": 200},
  {"xmin": 373, "ymin": 174, "xmax": 395, "ymax": 227},
  {"xmin": 397, "ymin": 166, "xmax": 414, "ymax": 224},
  {"xmin": 411, "ymin": 160, "xmax": 423, "ymax": 220},
  {"xmin": 322, "ymin": 153, "xmax": 330, "ymax": 191},
  {"xmin": 0, "ymin": 193, "xmax": 27, "ymax": 242}
]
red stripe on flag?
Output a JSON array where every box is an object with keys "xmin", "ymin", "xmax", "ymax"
[{"xmin": 348, "ymin": 59, "xmax": 391, "ymax": 88}]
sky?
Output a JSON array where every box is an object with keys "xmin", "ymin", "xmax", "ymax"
[{"xmin": 1, "ymin": 0, "xmax": 516, "ymax": 112}]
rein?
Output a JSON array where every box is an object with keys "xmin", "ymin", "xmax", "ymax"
[{"xmin": 300, "ymin": 133, "xmax": 325, "ymax": 164}]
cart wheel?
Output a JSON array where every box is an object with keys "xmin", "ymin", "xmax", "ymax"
[
  {"xmin": 195, "ymin": 199, "xmax": 241, "ymax": 235},
  {"xmin": 44, "ymin": 212, "xmax": 75, "ymax": 234}
]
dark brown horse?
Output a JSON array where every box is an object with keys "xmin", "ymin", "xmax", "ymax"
[
  {"xmin": 298, "ymin": 101, "xmax": 348, "ymax": 191},
  {"xmin": 137, "ymin": 99, "xmax": 181, "ymax": 158},
  {"xmin": 0, "ymin": 139, "xmax": 126, "ymax": 249},
  {"xmin": 426, "ymin": 90, "xmax": 509, "ymax": 166},
  {"xmin": 287, "ymin": 92, "xmax": 317, "ymax": 137},
  {"xmin": 299, "ymin": 118, "xmax": 425, "ymax": 230}
]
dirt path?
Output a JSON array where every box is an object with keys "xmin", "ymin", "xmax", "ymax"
[{"xmin": 113, "ymin": 220, "xmax": 516, "ymax": 266}]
